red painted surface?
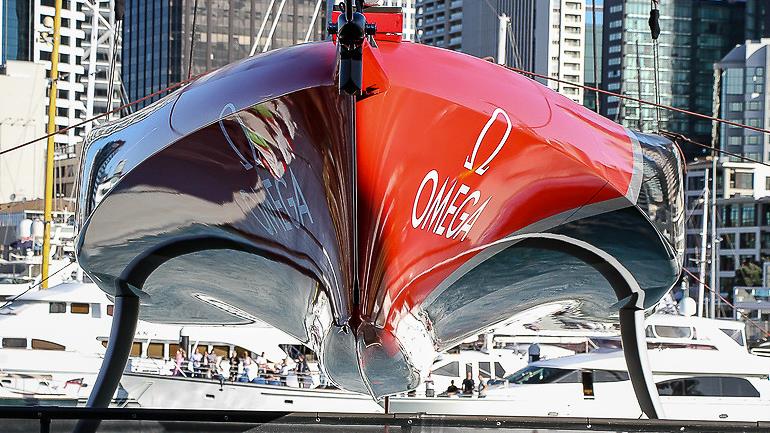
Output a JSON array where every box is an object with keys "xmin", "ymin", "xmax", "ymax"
[
  {"xmin": 355, "ymin": 41, "xmax": 635, "ymax": 336},
  {"xmin": 332, "ymin": 10, "xmax": 404, "ymax": 42}
]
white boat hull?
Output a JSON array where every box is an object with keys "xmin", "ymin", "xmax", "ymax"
[{"xmin": 120, "ymin": 373, "xmax": 384, "ymax": 413}]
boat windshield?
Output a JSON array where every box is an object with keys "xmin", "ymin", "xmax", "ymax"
[{"xmin": 502, "ymin": 366, "xmax": 575, "ymax": 385}]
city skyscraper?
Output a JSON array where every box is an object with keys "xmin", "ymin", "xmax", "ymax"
[
  {"xmin": 416, "ymin": 0, "xmax": 537, "ymax": 71},
  {"xmin": 1, "ymin": 0, "xmax": 34, "ymax": 66},
  {"xmin": 584, "ymin": 0, "xmax": 602, "ymax": 110},
  {"xmin": 600, "ymin": 0, "xmax": 744, "ymax": 158},
  {"xmin": 416, "ymin": 0, "xmax": 588, "ymax": 103},
  {"xmin": 746, "ymin": 0, "xmax": 770, "ymax": 40},
  {"xmin": 533, "ymin": 0, "xmax": 587, "ymax": 104},
  {"xmin": 122, "ymin": 0, "xmax": 328, "ymax": 109}
]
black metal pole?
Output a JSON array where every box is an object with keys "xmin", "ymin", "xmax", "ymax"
[{"xmin": 73, "ymin": 293, "xmax": 140, "ymax": 433}]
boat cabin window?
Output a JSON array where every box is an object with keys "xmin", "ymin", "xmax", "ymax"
[
  {"xmin": 130, "ymin": 342, "xmax": 142, "ymax": 357},
  {"xmin": 657, "ymin": 376, "xmax": 760, "ymax": 398},
  {"xmin": 505, "ymin": 366, "xmax": 580, "ymax": 385},
  {"xmin": 106, "ymin": 305, "xmax": 114, "ymax": 316},
  {"xmin": 433, "ymin": 361, "xmax": 459, "ymax": 377},
  {"xmin": 494, "ymin": 362, "xmax": 506, "ymax": 378},
  {"xmin": 719, "ymin": 328, "xmax": 745, "ymax": 346},
  {"xmin": 169, "ymin": 343, "xmax": 180, "ymax": 357},
  {"xmin": 147, "ymin": 343, "xmax": 164, "ymax": 359},
  {"xmin": 71, "ymin": 303, "xmax": 90, "ymax": 314},
  {"xmin": 653, "ymin": 325, "xmax": 692, "ymax": 339},
  {"xmin": 2, "ymin": 338, "xmax": 27, "ymax": 348},
  {"xmin": 31, "ymin": 339, "xmax": 65, "ymax": 351},
  {"xmin": 101, "ymin": 340, "xmax": 108, "ymax": 348},
  {"xmin": 582, "ymin": 371, "xmax": 594, "ymax": 397},
  {"xmin": 479, "ymin": 361, "xmax": 491, "ymax": 378},
  {"xmin": 49, "ymin": 302, "xmax": 66, "ymax": 314},
  {"xmin": 593, "ymin": 370, "xmax": 630, "ymax": 382},
  {"xmin": 212, "ymin": 345, "xmax": 229, "ymax": 357}
]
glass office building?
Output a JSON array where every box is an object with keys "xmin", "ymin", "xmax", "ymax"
[
  {"xmin": 1, "ymin": 0, "xmax": 33, "ymax": 65},
  {"xmin": 600, "ymin": 0, "xmax": 744, "ymax": 158},
  {"xmin": 746, "ymin": 0, "xmax": 770, "ymax": 40},
  {"xmin": 122, "ymin": 0, "xmax": 327, "ymax": 109}
]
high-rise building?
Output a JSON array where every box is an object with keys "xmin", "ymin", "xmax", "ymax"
[
  {"xmin": 416, "ymin": 1, "xmax": 586, "ymax": 104},
  {"xmin": 122, "ymin": 0, "xmax": 328, "ymax": 109},
  {"xmin": 533, "ymin": 0, "xmax": 587, "ymax": 104},
  {"xmin": 584, "ymin": 0, "xmax": 602, "ymax": 110},
  {"xmin": 682, "ymin": 39, "xmax": 770, "ymax": 310},
  {"xmin": 416, "ymin": 0, "xmax": 537, "ymax": 71},
  {"xmin": 1, "ymin": 0, "xmax": 34, "ymax": 66},
  {"xmin": 0, "ymin": 61, "xmax": 47, "ymax": 203},
  {"xmin": 746, "ymin": 0, "xmax": 770, "ymax": 40},
  {"xmin": 600, "ymin": 0, "xmax": 744, "ymax": 158},
  {"xmin": 716, "ymin": 39, "xmax": 769, "ymax": 163}
]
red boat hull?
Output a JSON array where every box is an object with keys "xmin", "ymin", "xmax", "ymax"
[{"xmin": 76, "ymin": 37, "xmax": 684, "ymax": 399}]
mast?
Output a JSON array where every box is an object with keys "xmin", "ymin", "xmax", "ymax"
[
  {"xmin": 709, "ymin": 68, "xmax": 721, "ymax": 319},
  {"xmin": 697, "ymin": 169, "xmax": 709, "ymax": 317},
  {"xmin": 41, "ymin": 0, "xmax": 63, "ymax": 289}
]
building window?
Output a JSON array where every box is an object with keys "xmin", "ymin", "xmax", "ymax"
[
  {"xmin": 720, "ymin": 255, "xmax": 735, "ymax": 271},
  {"xmin": 728, "ymin": 136, "xmax": 742, "ymax": 146},
  {"xmin": 608, "ymin": 58, "xmax": 621, "ymax": 66},
  {"xmin": 742, "ymin": 205, "xmax": 756, "ymax": 226},
  {"xmin": 720, "ymin": 233, "xmax": 736, "ymax": 248},
  {"xmin": 724, "ymin": 69, "xmax": 744, "ymax": 95},
  {"xmin": 740, "ymin": 232, "xmax": 756, "ymax": 249},
  {"xmin": 687, "ymin": 176, "xmax": 705, "ymax": 191},
  {"xmin": 731, "ymin": 172, "xmax": 754, "ymax": 189},
  {"xmin": 728, "ymin": 102, "xmax": 744, "ymax": 112},
  {"xmin": 762, "ymin": 232, "xmax": 770, "ymax": 249},
  {"xmin": 609, "ymin": 20, "xmax": 622, "ymax": 28},
  {"xmin": 609, "ymin": 32, "xmax": 621, "ymax": 41}
]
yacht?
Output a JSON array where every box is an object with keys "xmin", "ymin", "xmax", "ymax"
[
  {"xmin": 0, "ymin": 219, "xmax": 78, "ymax": 302},
  {"xmin": 0, "ymin": 280, "xmax": 382, "ymax": 413},
  {"xmin": 0, "ymin": 280, "xmax": 591, "ymax": 412},
  {"xmin": 389, "ymin": 313, "xmax": 770, "ymax": 421}
]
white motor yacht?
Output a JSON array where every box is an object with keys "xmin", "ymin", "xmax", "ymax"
[
  {"xmin": 0, "ymin": 280, "xmax": 382, "ymax": 413},
  {"xmin": 389, "ymin": 313, "xmax": 770, "ymax": 421}
]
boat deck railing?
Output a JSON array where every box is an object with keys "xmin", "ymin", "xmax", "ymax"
[
  {"xmin": 1, "ymin": 406, "xmax": 768, "ymax": 433},
  {"xmin": 127, "ymin": 357, "xmax": 325, "ymax": 389}
]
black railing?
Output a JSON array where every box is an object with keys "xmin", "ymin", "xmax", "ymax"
[{"xmin": 0, "ymin": 407, "xmax": 768, "ymax": 433}]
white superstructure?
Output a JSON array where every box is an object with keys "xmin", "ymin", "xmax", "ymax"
[{"xmin": 390, "ymin": 313, "xmax": 770, "ymax": 421}]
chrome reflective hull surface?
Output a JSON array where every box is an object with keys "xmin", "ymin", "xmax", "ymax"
[{"xmin": 76, "ymin": 40, "xmax": 685, "ymax": 399}]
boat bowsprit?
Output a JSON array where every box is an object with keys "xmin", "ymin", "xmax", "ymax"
[{"xmin": 74, "ymin": 3, "xmax": 685, "ymax": 421}]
